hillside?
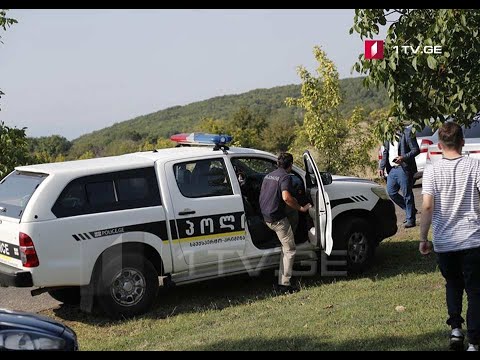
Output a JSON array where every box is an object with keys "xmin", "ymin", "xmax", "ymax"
[{"xmin": 62, "ymin": 77, "xmax": 388, "ymax": 158}]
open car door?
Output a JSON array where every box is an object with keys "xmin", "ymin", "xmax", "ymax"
[{"xmin": 303, "ymin": 150, "xmax": 333, "ymax": 255}]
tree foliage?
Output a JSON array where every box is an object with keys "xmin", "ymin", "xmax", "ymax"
[
  {"xmin": 286, "ymin": 46, "xmax": 377, "ymax": 175},
  {"xmin": 229, "ymin": 107, "xmax": 267, "ymax": 148},
  {"xmin": 28, "ymin": 135, "xmax": 71, "ymax": 158},
  {"xmin": 0, "ymin": 121, "xmax": 30, "ymax": 178},
  {"xmin": 0, "ymin": 11, "xmax": 28, "ymax": 178},
  {"xmin": 351, "ymin": 9, "xmax": 480, "ymax": 141}
]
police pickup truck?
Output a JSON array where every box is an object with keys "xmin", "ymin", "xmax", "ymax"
[{"xmin": 0, "ymin": 133, "xmax": 397, "ymax": 318}]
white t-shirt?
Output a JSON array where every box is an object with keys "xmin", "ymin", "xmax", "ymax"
[{"xmin": 422, "ymin": 156, "xmax": 480, "ymax": 253}]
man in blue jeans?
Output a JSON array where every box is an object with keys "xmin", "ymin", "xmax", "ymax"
[{"xmin": 379, "ymin": 125, "xmax": 420, "ymax": 228}]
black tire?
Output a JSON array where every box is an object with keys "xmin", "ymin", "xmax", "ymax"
[
  {"xmin": 96, "ymin": 254, "xmax": 159, "ymax": 318},
  {"xmin": 47, "ymin": 287, "xmax": 81, "ymax": 305},
  {"xmin": 333, "ymin": 217, "xmax": 375, "ymax": 274}
]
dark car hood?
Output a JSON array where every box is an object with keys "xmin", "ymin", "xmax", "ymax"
[{"xmin": 0, "ymin": 308, "xmax": 66, "ymax": 336}]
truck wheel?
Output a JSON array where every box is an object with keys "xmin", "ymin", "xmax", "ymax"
[
  {"xmin": 48, "ymin": 287, "xmax": 80, "ymax": 305},
  {"xmin": 96, "ymin": 254, "xmax": 159, "ymax": 318},
  {"xmin": 334, "ymin": 217, "xmax": 375, "ymax": 274}
]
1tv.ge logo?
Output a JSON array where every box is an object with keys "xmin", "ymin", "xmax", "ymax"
[
  {"xmin": 365, "ymin": 40, "xmax": 443, "ymax": 60},
  {"xmin": 364, "ymin": 40, "xmax": 384, "ymax": 60}
]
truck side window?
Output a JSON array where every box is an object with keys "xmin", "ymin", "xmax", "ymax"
[
  {"xmin": 174, "ymin": 159, "xmax": 233, "ymax": 198},
  {"xmin": 52, "ymin": 167, "xmax": 161, "ymax": 218},
  {"xmin": 86, "ymin": 181, "xmax": 116, "ymax": 207}
]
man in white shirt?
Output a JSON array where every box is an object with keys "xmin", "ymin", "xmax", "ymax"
[{"xmin": 420, "ymin": 122, "xmax": 480, "ymax": 351}]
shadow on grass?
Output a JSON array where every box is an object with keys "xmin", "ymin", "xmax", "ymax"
[
  {"xmin": 52, "ymin": 238, "xmax": 438, "ymax": 326},
  {"xmin": 189, "ymin": 330, "xmax": 449, "ymax": 351}
]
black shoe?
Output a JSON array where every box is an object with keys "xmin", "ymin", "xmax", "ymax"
[
  {"xmin": 449, "ymin": 328, "xmax": 465, "ymax": 351},
  {"xmin": 276, "ymin": 284, "xmax": 300, "ymax": 294},
  {"xmin": 404, "ymin": 222, "xmax": 416, "ymax": 228}
]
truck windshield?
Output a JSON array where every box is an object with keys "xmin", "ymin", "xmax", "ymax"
[{"xmin": 0, "ymin": 171, "xmax": 48, "ymax": 219}]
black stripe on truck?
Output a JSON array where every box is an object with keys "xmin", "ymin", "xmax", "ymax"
[{"xmin": 72, "ymin": 221, "xmax": 169, "ymax": 242}]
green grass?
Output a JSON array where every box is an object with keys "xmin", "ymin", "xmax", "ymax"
[{"xmin": 42, "ymin": 228, "xmax": 456, "ymax": 351}]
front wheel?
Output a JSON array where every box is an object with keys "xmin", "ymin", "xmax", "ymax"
[
  {"xmin": 96, "ymin": 254, "xmax": 159, "ymax": 318},
  {"xmin": 333, "ymin": 217, "xmax": 375, "ymax": 274}
]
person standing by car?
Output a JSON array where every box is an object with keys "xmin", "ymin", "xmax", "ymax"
[
  {"xmin": 379, "ymin": 125, "xmax": 420, "ymax": 228},
  {"xmin": 420, "ymin": 122, "xmax": 480, "ymax": 351},
  {"xmin": 259, "ymin": 152, "xmax": 312, "ymax": 294}
]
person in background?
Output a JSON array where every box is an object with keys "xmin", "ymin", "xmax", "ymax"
[
  {"xmin": 259, "ymin": 152, "xmax": 312, "ymax": 294},
  {"xmin": 420, "ymin": 122, "xmax": 480, "ymax": 351},
  {"xmin": 379, "ymin": 125, "xmax": 420, "ymax": 228}
]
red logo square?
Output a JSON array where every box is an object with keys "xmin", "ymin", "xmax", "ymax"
[{"xmin": 365, "ymin": 40, "xmax": 384, "ymax": 60}]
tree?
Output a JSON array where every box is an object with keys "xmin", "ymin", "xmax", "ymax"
[
  {"xmin": 0, "ymin": 10, "xmax": 17, "ymax": 111},
  {"xmin": 262, "ymin": 113, "xmax": 297, "ymax": 152},
  {"xmin": 28, "ymin": 135, "xmax": 71, "ymax": 159},
  {"xmin": 286, "ymin": 46, "xmax": 377, "ymax": 175},
  {"xmin": 195, "ymin": 117, "xmax": 230, "ymax": 134},
  {"xmin": 351, "ymin": 9, "xmax": 480, "ymax": 141},
  {"xmin": 0, "ymin": 121, "xmax": 30, "ymax": 178},
  {"xmin": 229, "ymin": 107, "xmax": 267, "ymax": 148},
  {"xmin": 0, "ymin": 11, "xmax": 28, "ymax": 178}
]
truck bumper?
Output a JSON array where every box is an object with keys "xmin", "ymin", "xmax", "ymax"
[{"xmin": 0, "ymin": 262, "xmax": 33, "ymax": 287}]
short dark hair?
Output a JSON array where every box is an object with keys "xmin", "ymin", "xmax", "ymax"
[
  {"xmin": 439, "ymin": 122, "xmax": 463, "ymax": 150},
  {"xmin": 277, "ymin": 152, "xmax": 293, "ymax": 169}
]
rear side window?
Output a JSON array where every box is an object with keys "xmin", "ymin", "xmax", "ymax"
[
  {"xmin": 463, "ymin": 121, "xmax": 480, "ymax": 138},
  {"xmin": 0, "ymin": 171, "xmax": 47, "ymax": 219},
  {"xmin": 415, "ymin": 126, "xmax": 434, "ymax": 137},
  {"xmin": 85, "ymin": 181, "xmax": 116, "ymax": 206},
  {"xmin": 52, "ymin": 167, "xmax": 161, "ymax": 218}
]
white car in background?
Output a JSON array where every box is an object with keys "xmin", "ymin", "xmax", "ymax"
[
  {"xmin": 378, "ymin": 125, "xmax": 435, "ymax": 181},
  {"xmin": 426, "ymin": 120, "xmax": 480, "ymax": 166}
]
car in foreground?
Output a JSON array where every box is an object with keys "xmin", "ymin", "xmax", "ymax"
[{"xmin": 0, "ymin": 308, "xmax": 78, "ymax": 350}]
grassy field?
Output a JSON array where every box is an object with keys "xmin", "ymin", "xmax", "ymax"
[{"xmin": 43, "ymin": 227, "xmax": 457, "ymax": 351}]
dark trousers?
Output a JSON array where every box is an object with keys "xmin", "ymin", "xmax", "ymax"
[
  {"xmin": 437, "ymin": 246, "xmax": 480, "ymax": 345},
  {"xmin": 386, "ymin": 167, "xmax": 415, "ymax": 224}
]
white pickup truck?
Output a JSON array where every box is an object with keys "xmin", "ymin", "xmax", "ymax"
[{"xmin": 0, "ymin": 134, "xmax": 397, "ymax": 318}]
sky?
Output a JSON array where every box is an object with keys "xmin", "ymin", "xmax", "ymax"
[{"xmin": 0, "ymin": 9, "xmax": 366, "ymax": 140}]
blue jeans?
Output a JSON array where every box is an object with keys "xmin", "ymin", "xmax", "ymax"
[
  {"xmin": 386, "ymin": 167, "xmax": 415, "ymax": 224},
  {"xmin": 437, "ymin": 247, "xmax": 480, "ymax": 345}
]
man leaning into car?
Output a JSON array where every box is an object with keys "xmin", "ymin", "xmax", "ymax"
[{"xmin": 259, "ymin": 152, "xmax": 312, "ymax": 294}]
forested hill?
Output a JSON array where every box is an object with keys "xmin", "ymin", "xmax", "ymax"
[{"xmin": 31, "ymin": 77, "xmax": 389, "ymax": 160}]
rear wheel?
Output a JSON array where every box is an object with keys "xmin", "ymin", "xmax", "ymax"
[
  {"xmin": 47, "ymin": 287, "xmax": 80, "ymax": 305},
  {"xmin": 96, "ymin": 254, "xmax": 159, "ymax": 318},
  {"xmin": 334, "ymin": 217, "xmax": 375, "ymax": 274}
]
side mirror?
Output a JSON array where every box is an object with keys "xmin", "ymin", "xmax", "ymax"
[{"xmin": 320, "ymin": 172, "xmax": 333, "ymax": 185}]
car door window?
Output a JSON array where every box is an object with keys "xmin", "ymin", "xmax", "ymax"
[{"xmin": 174, "ymin": 159, "xmax": 233, "ymax": 198}]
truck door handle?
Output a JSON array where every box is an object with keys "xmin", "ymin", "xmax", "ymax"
[{"xmin": 179, "ymin": 210, "xmax": 196, "ymax": 216}]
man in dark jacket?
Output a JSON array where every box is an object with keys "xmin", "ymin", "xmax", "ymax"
[
  {"xmin": 379, "ymin": 125, "xmax": 420, "ymax": 228},
  {"xmin": 259, "ymin": 152, "xmax": 312, "ymax": 293}
]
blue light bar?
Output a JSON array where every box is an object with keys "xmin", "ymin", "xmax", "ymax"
[{"xmin": 170, "ymin": 133, "xmax": 233, "ymax": 146}]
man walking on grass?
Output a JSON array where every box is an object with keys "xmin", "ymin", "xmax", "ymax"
[
  {"xmin": 379, "ymin": 124, "xmax": 420, "ymax": 228},
  {"xmin": 420, "ymin": 122, "xmax": 480, "ymax": 351}
]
